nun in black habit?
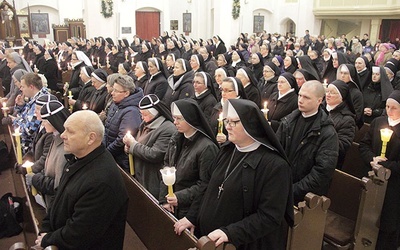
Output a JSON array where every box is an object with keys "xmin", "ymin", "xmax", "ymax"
[
  {"xmin": 258, "ymin": 62, "xmax": 280, "ymax": 103},
  {"xmin": 174, "ymin": 98, "xmax": 294, "ymax": 250},
  {"xmin": 193, "ymin": 72, "xmax": 218, "ymax": 124},
  {"xmin": 161, "ymin": 99, "xmax": 219, "ymax": 220},
  {"xmin": 296, "ymin": 55, "xmax": 321, "ymax": 81},
  {"xmin": 236, "ymin": 67, "xmax": 261, "ymax": 108},
  {"xmin": 337, "ymin": 64, "xmax": 364, "ymax": 128},
  {"xmin": 323, "ymin": 80, "xmax": 356, "ymax": 169},
  {"xmin": 362, "ymin": 66, "xmax": 393, "ymax": 124},
  {"xmin": 145, "ymin": 57, "xmax": 168, "ymax": 100},
  {"xmin": 355, "ymin": 56, "xmax": 371, "ymax": 91},
  {"xmin": 267, "ymin": 72, "xmax": 299, "ymax": 132},
  {"xmin": 250, "ymin": 52, "xmax": 264, "ymax": 80},
  {"xmin": 359, "ymin": 90, "xmax": 400, "ymax": 250}
]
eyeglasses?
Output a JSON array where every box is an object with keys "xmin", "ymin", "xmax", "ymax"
[
  {"xmin": 223, "ymin": 119, "xmax": 241, "ymax": 127},
  {"xmin": 172, "ymin": 116, "xmax": 185, "ymax": 122},
  {"xmin": 326, "ymin": 90, "xmax": 339, "ymax": 95},
  {"xmin": 219, "ymin": 88, "xmax": 235, "ymax": 93},
  {"xmin": 192, "ymin": 80, "xmax": 204, "ymax": 85},
  {"xmin": 263, "ymin": 70, "xmax": 273, "ymax": 73},
  {"xmin": 112, "ymin": 88, "xmax": 127, "ymax": 93}
]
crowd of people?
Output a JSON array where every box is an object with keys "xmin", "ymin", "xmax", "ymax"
[{"xmin": 1, "ymin": 29, "xmax": 400, "ymax": 249}]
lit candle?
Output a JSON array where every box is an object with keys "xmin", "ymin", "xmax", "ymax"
[
  {"xmin": 22, "ymin": 160, "xmax": 38, "ymax": 196},
  {"xmin": 380, "ymin": 128, "xmax": 393, "ymax": 157},
  {"xmin": 161, "ymin": 55, "xmax": 165, "ymax": 61},
  {"xmin": 13, "ymin": 127, "xmax": 23, "ymax": 164},
  {"xmin": 125, "ymin": 50, "xmax": 128, "ymax": 60},
  {"xmin": 34, "ymin": 64, "xmax": 37, "ymax": 71},
  {"xmin": 29, "ymin": 60, "xmax": 33, "ymax": 67},
  {"xmin": 262, "ymin": 102, "xmax": 269, "ymax": 120},
  {"xmin": 82, "ymin": 103, "xmax": 88, "ymax": 110},
  {"xmin": 131, "ymin": 57, "xmax": 134, "ymax": 65},
  {"xmin": 57, "ymin": 62, "xmax": 61, "ymax": 70},
  {"xmin": 217, "ymin": 112, "xmax": 224, "ymax": 135},
  {"xmin": 2, "ymin": 102, "xmax": 9, "ymax": 117},
  {"xmin": 97, "ymin": 57, "xmax": 100, "ymax": 64},
  {"xmin": 127, "ymin": 131, "xmax": 135, "ymax": 175},
  {"xmin": 160, "ymin": 166, "xmax": 176, "ymax": 197},
  {"xmin": 106, "ymin": 56, "xmax": 109, "ymax": 64},
  {"xmin": 68, "ymin": 91, "xmax": 73, "ymax": 111},
  {"xmin": 323, "ymin": 79, "xmax": 328, "ymax": 89},
  {"xmin": 91, "ymin": 55, "xmax": 94, "ymax": 62}
]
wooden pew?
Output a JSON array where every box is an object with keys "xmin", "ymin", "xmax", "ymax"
[
  {"xmin": 341, "ymin": 142, "xmax": 366, "ymax": 179},
  {"xmin": 287, "ymin": 193, "xmax": 330, "ymax": 250},
  {"xmin": 324, "ymin": 168, "xmax": 390, "ymax": 249},
  {"xmin": 120, "ymin": 169, "xmax": 235, "ymax": 250}
]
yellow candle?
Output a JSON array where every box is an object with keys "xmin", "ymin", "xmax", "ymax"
[
  {"xmin": 217, "ymin": 112, "xmax": 224, "ymax": 135},
  {"xmin": 68, "ymin": 91, "xmax": 72, "ymax": 98},
  {"xmin": 2, "ymin": 102, "xmax": 9, "ymax": 117},
  {"xmin": 168, "ymin": 185, "xmax": 174, "ymax": 197},
  {"xmin": 22, "ymin": 161, "xmax": 38, "ymax": 196},
  {"xmin": 127, "ymin": 131, "xmax": 135, "ymax": 175},
  {"xmin": 13, "ymin": 127, "xmax": 23, "ymax": 164},
  {"xmin": 380, "ymin": 128, "xmax": 393, "ymax": 157}
]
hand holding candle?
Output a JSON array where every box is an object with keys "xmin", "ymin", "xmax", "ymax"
[
  {"xmin": 126, "ymin": 131, "xmax": 135, "ymax": 175},
  {"xmin": 380, "ymin": 128, "xmax": 393, "ymax": 157},
  {"xmin": 160, "ymin": 166, "xmax": 176, "ymax": 197},
  {"xmin": 22, "ymin": 160, "xmax": 38, "ymax": 196}
]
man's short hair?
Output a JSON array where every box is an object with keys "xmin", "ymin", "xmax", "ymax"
[
  {"xmin": 20, "ymin": 73, "xmax": 43, "ymax": 90},
  {"xmin": 303, "ymin": 80, "xmax": 325, "ymax": 99}
]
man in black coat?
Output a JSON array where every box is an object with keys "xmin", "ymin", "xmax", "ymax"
[
  {"xmin": 35, "ymin": 110, "xmax": 128, "ymax": 250},
  {"xmin": 276, "ymin": 80, "xmax": 339, "ymax": 204}
]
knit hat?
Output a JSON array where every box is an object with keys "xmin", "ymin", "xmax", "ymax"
[{"xmin": 40, "ymin": 101, "xmax": 70, "ymax": 133}]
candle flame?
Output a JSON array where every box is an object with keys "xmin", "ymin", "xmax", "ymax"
[
  {"xmin": 14, "ymin": 127, "xmax": 20, "ymax": 134},
  {"xmin": 2, "ymin": 102, "xmax": 6, "ymax": 108},
  {"xmin": 22, "ymin": 160, "xmax": 34, "ymax": 168}
]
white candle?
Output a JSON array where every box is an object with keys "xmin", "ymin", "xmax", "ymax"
[
  {"xmin": 13, "ymin": 127, "xmax": 23, "ymax": 164},
  {"xmin": 22, "ymin": 160, "xmax": 38, "ymax": 196},
  {"xmin": 82, "ymin": 103, "xmax": 88, "ymax": 110},
  {"xmin": 2, "ymin": 102, "xmax": 9, "ymax": 117}
]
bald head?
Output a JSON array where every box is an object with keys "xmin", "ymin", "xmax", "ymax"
[
  {"xmin": 303, "ymin": 80, "xmax": 325, "ymax": 99},
  {"xmin": 61, "ymin": 110, "xmax": 104, "ymax": 158}
]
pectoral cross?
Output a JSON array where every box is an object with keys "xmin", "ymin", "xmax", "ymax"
[{"xmin": 217, "ymin": 184, "xmax": 224, "ymax": 199}]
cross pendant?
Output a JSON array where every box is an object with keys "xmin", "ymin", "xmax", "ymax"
[{"xmin": 217, "ymin": 184, "xmax": 224, "ymax": 199}]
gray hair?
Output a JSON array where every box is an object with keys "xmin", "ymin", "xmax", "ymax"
[{"xmin": 114, "ymin": 74, "xmax": 136, "ymax": 94}]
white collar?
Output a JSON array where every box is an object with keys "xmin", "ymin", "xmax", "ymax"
[
  {"xmin": 236, "ymin": 141, "xmax": 261, "ymax": 152},
  {"xmin": 388, "ymin": 117, "xmax": 400, "ymax": 127},
  {"xmin": 278, "ymin": 88, "xmax": 295, "ymax": 100},
  {"xmin": 326, "ymin": 103, "xmax": 339, "ymax": 112},
  {"xmin": 302, "ymin": 110, "xmax": 318, "ymax": 118}
]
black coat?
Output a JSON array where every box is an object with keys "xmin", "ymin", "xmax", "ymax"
[
  {"xmin": 0, "ymin": 58, "xmax": 11, "ymax": 94},
  {"xmin": 325, "ymin": 102, "xmax": 356, "ymax": 168},
  {"xmin": 161, "ymin": 132, "xmax": 219, "ymax": 219},
  {"xmin": 193, "ymin": 90, "xmax": 218, "ymax": 125},
  {"xmin": 359, "ymin": 116, "xmax": 400, "ymax": 232},
  {"xmin": 40, "ymin": 145, "xmax": 128, "ymax": 250},
  {"xmin": 134, "ymin": 75, "xmax": 148, "ymax": 91},
  {"xmin": 162, "ymin": 72, "xmax": 195, "ymax": 107},
  {"xmin": 73, "ymin": 81, "xmax": 95, "ymax": 112},
  {"xmin": 144, "ymin": 72, "xmax": 168, "ymax": 100},
  {"xmin": 40, "ymin": 58, "xmax": 59, "ymax": 91},
  {"xmin": 187, "ymin": 142, "xmax": 293, "ymax": 249},
  {"xmin": 362, "ymin": 82, "xmax": 386, "ymax": 124},
  {"xmin": 214, "ymin": 43, "xmax": 227, "ymax": 59},
  {"xmin": 258, "ymin": 76, "xmax": 278, "ymax": 103},
  {"xmin": 276, "ymin": 109, "xmax": 338, "ymax": 203},
  {"xmin": 244, "ymin": 84, "xmax": 261, "ymax": 108},
  {"xmin": 268, "ymin": 91, "xmax": 298, "ymax": 132},
  {"xmin": 358, "ymin": 68, "xmax": 371, "ymax": 91},
  {"xmin": 88, "ymin": 85, "xmax": 108, "ymax": 114},
  {"xmin": 69, "ymin": 62, "xmax": 85, "ymax": 99}
]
